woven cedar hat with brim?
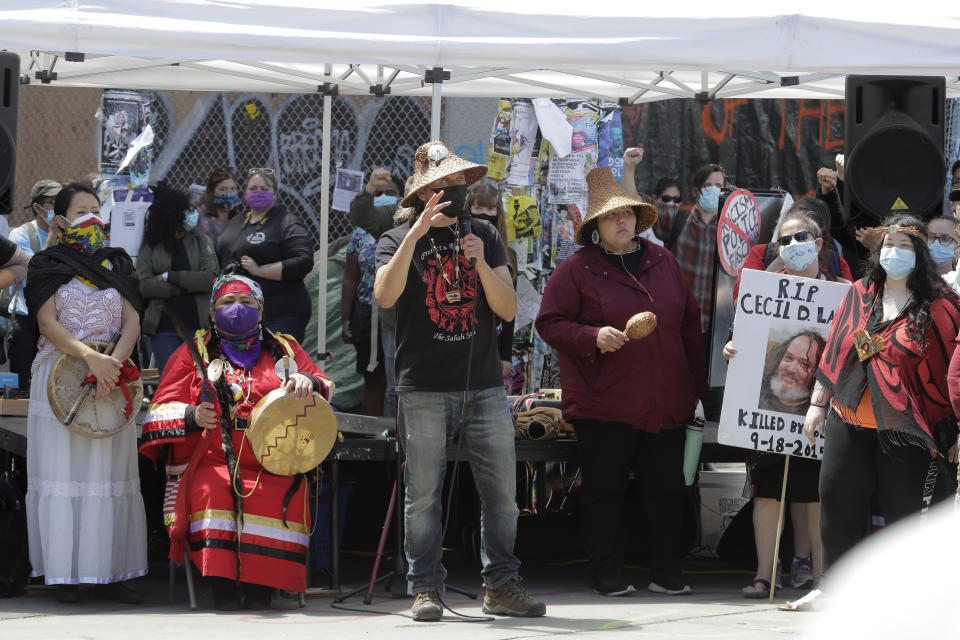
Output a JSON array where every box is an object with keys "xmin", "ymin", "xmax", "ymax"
[
  {"xmin": 400, "ymin": 140, "xmax": 488, "ymax": 208},
  {"xmin": 574, "ymin": 167, "xmax": 658, "ymax": 245}
]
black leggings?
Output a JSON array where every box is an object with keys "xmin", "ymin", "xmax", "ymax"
[
  {"xmin": 573, "ymin": 421, "xmax": 687, "ymax": 581},
  {"xmin": 819, "ymin": 411, "xmax": 955, "ymax": 571}
]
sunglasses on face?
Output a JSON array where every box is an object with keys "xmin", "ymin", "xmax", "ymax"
[
  {"xmin": 776, "ymin": 231, "xmax": 816, "ymax": 247},
  {"xmin": 658, "ymin": 195, "xmax": 682, "ymax": 204}
]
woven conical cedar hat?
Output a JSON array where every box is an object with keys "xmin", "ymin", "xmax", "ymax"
[
  {"xmin": 574, "ymin": 166, "xmax": 658, "ymax": 245},
  {"xmin": 400, "ymin": 140, "xmax": 488, "ymax": 207}
]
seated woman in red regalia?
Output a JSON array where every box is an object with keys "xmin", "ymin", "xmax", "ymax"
[{"xmin": 140, "ymin": 274, "xmax": 333, "ymax": 610}]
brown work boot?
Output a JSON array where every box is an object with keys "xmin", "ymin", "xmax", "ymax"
[
  {"xmin": 482, "ymin": 576, "xmax": 546, "ymax": 617},
  {"xmin": 411, "ymin": 590, "xmax": 442, "ymax": 621}
]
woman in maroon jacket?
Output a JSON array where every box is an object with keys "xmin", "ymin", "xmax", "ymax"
[{"xmin": 536, "ymin": 167, "xmax": 706, "ymax": 597}]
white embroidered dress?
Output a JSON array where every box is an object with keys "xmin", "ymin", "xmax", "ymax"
[{"xmin": 25, "ymin": 277, "xmax": 147, "ymax": 584}]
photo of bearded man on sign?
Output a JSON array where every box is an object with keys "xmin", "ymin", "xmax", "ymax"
[{"xmin": 758, "ymin": 327, "xmax": 827, "ymax": 417}]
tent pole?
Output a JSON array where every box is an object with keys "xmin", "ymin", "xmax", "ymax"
[
  {"xmin": 427, "ymin": 67, "xmax": 448, "ymax": 140},
  {"xmin": 317, "ymin": 68, "xmax": 335, "ymax": 360},
  {"xmin": 431, "ymin": 79, "xmax": 441, "ymax": 140}
]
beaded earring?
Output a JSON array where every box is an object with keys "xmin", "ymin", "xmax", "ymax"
[{"xmin": 591, "ymin": 229, "xmax": 600, "ymax": 245}]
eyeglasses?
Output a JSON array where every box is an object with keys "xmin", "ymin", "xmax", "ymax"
[
  {"xmin": 658, "ymin": 195, "xmax": 682, "ymax": 204},
  {"xmin": 929, "ymin": 234, "xmax": 957, "ymax": 246},
  {"xmin": 776, "ymin": 231, "xmax": 816, "ymax": 247},
  {"xmin": 247, "ymin": 168, "xmax": 276, "ymax": 176}
]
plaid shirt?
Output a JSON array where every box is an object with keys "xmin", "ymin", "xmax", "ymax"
[{"xmin": 655, "ymin": 205, "xmax": 717, "ymax": 332}]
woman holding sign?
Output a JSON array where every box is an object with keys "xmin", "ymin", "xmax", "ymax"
[
  {"xmin": 805, "ymin": 215, "xmax": 960, "ymax": 591},
  {"xmin": 724, "ymin": 209, "xmax": 844, "ymax": 598},
  {"xmin": 536, "ymin": 167, "xmax": 706, "ymax": 597}
]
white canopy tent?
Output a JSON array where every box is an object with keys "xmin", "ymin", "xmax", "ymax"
[
  {"xmin": 3, "ymin": 1, "xmax": 959, "ymax": 353},
  {"xmin": 4, "ymin": 3, "xmax": 960, "ymax": 103}
]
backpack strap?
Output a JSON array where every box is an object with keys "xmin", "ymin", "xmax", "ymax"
[
  {"xmin": 24, "ymin": 222, "xmax": 40, "ymax": 254},
  {"xmin": 763, "ymin": 242, "xmax": 778, "ymax": 268}
]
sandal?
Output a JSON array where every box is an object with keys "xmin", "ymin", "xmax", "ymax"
[{"xmin": 742, "ymin": 578, "xmax": 771, "ymax": 599}]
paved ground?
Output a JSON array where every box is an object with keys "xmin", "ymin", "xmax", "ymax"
[{"xmin": 0, "ymin": 560, "xmax": 818, "ymax": 640}]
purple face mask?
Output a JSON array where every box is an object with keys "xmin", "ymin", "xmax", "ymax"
[
  {"xmin": 215, "ymin": 302, "xmax": 260, "ymax": 337},
  {"xmin": 215, "ymin": 302, "xmax": 261, "ymax": 369},
  {"xmin": 245, "ymin": 190, "xmax": 275, "ymax": 211}
]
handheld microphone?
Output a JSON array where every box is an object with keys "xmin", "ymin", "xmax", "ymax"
[{"xmin": 458, "ymin": 210, "xmax": 476, "ymax": 266}]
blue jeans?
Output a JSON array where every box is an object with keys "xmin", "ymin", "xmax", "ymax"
[
  {"xmin": 399, "ymin": 386, "xmax": 520, "ymax": 594},
  {"xmin": 151, "ymin": 331, "xmax": 183, "ymax": 375},
  {"xmin": 381, "ymin": 325, "xmax": 397, "ymax": 417}
]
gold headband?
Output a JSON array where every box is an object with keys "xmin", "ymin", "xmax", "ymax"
[
  {"xmin": 877, "ymin": 224, "xmax": 927, "ymax": 242},
  {"xmin": 857, "ymin": 224, "xmax": 928, "ymax": 253}
]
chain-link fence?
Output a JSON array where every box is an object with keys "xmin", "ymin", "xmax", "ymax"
[
  {"xmin": 12, "ymin": 87, "xmax": 453, "ymax": 246},
  {"xmin": 12, "ymin": 88, "xmax": 959, "ymax": 236},
  {"xmin": 154, "ymin": 92, "xmax": 436, "ymax": 246}
]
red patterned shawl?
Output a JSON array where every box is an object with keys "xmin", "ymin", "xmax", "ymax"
[{"xmin": 817, "ymin": 278, "xmax": 960, "ymax": 449}]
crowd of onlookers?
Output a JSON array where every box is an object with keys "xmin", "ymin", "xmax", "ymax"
[{"xmin": 2, "ymin": 149, "xmax": 959, "ymax": 612}]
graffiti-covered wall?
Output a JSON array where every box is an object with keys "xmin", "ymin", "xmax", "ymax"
[
  {"xmin": 12, "ymin": 87, "xmax": 437, "ymax": 244},
  {"xmin": 622, "ymin": 98, "xmax": 845, "ymax": 201},
  {"xmin": 156, "ymin": 93, "xmax": 432, "ymax": 246}
]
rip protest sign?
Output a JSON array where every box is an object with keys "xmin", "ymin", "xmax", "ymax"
[{"xmin": 718, "ymin": 269, "xmax": 849, "ymax": 459}]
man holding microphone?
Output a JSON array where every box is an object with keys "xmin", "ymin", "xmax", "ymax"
[{"xmin": 374, "ymin": 141, "xmax": 546, "ymax": 622}]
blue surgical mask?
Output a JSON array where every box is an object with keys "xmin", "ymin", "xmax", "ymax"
[
  {"xmin": 183, "ymin": 208, "xmax": 200, "ymax": 231},
  {"xmin": 879, "ymin": 246, "xmax": 916, "ymax": 280},
  {"xmin": 698, "ymin": 185, "xmax": 721, "ymax": 212},
  {"xmin": 928, "ymin": 241, "xmax": 955, "ymax": 267},
  {"xmin": 779, "ymin": 239, "xmax": 819, "ymax": 271},
  {"xmin": 44, "ymin": 209, "xmax": 55, "ymax": 224},
  {"xmin": 374, "ymin": 194, "xmax": 398, "ymax": 207}
]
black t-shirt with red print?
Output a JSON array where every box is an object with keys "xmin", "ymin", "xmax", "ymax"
[{"xmin": 375, "ymin": 217, "xmax": 508, "ymax": 392}]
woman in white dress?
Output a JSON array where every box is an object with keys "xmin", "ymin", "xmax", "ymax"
[{"xmin": 23, "ymin": 182, "xmax": 147, "ymax": 603}]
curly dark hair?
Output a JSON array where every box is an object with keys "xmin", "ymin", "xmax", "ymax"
[
  {"xmin": 143, "ymin": 180, "xmax": 190, "ymax": 253},
  {"xmin": 865, "ymin": 214, "xmax": 959, "ymax": 347}
]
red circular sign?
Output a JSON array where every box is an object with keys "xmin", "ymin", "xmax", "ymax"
[{"xmin": 717, "ymin": 189, "xmax": 761, "ymax": 276}]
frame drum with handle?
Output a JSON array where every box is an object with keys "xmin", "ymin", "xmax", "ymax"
[
  {"xmin": 47, "ymin": 341, "xmax": 143, "ymax": 438},
  {"xmin": 246, "ymin": 388, "xmax": 338, "ymax": 476}
]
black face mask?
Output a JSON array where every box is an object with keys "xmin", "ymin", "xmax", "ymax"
[
  {"xmin": 472, "ymin": 213, "xmax": 497, "ymax": 226},
  {"xmin": 438, "ymin": 184, "xmax": 468, "ymax": 217}
]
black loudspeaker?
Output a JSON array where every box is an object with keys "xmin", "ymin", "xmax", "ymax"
[
  {"xmin": 844, "ymin": 75, "xmax": 945, "ymax": 224},
  {"xmin": 0, "ymin": 52, "xmax": 18, "ymax": 215}
]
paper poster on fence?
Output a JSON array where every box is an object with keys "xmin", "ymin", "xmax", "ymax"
[
  {"xmin": 597, "ymin": 109, "xmax": 624, "ymax": 183},
  {"xmin": 547, "ymin": 151, "xmax": 587, "ymax": 204},
  {"xmin": 99, "ymin": 90, "xmax": 147, "ymax": 175},
  {"xmin": 487, "ymin": 100, "xmax": 513, "ymax": 181},
  {"xmin": 332, "ymin": 168, "xmax": 364, "ymax": 211},
  {"xmin": 718, "ymin": 270, "xmax": 849, "ymax": 460},
  {"xmin": 506, "ymin": 195, "xmax": 541, "ymax": 241},
  {"xmin": 507, "ymin": 101, "xmax": 539, "ymax": 187}
]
